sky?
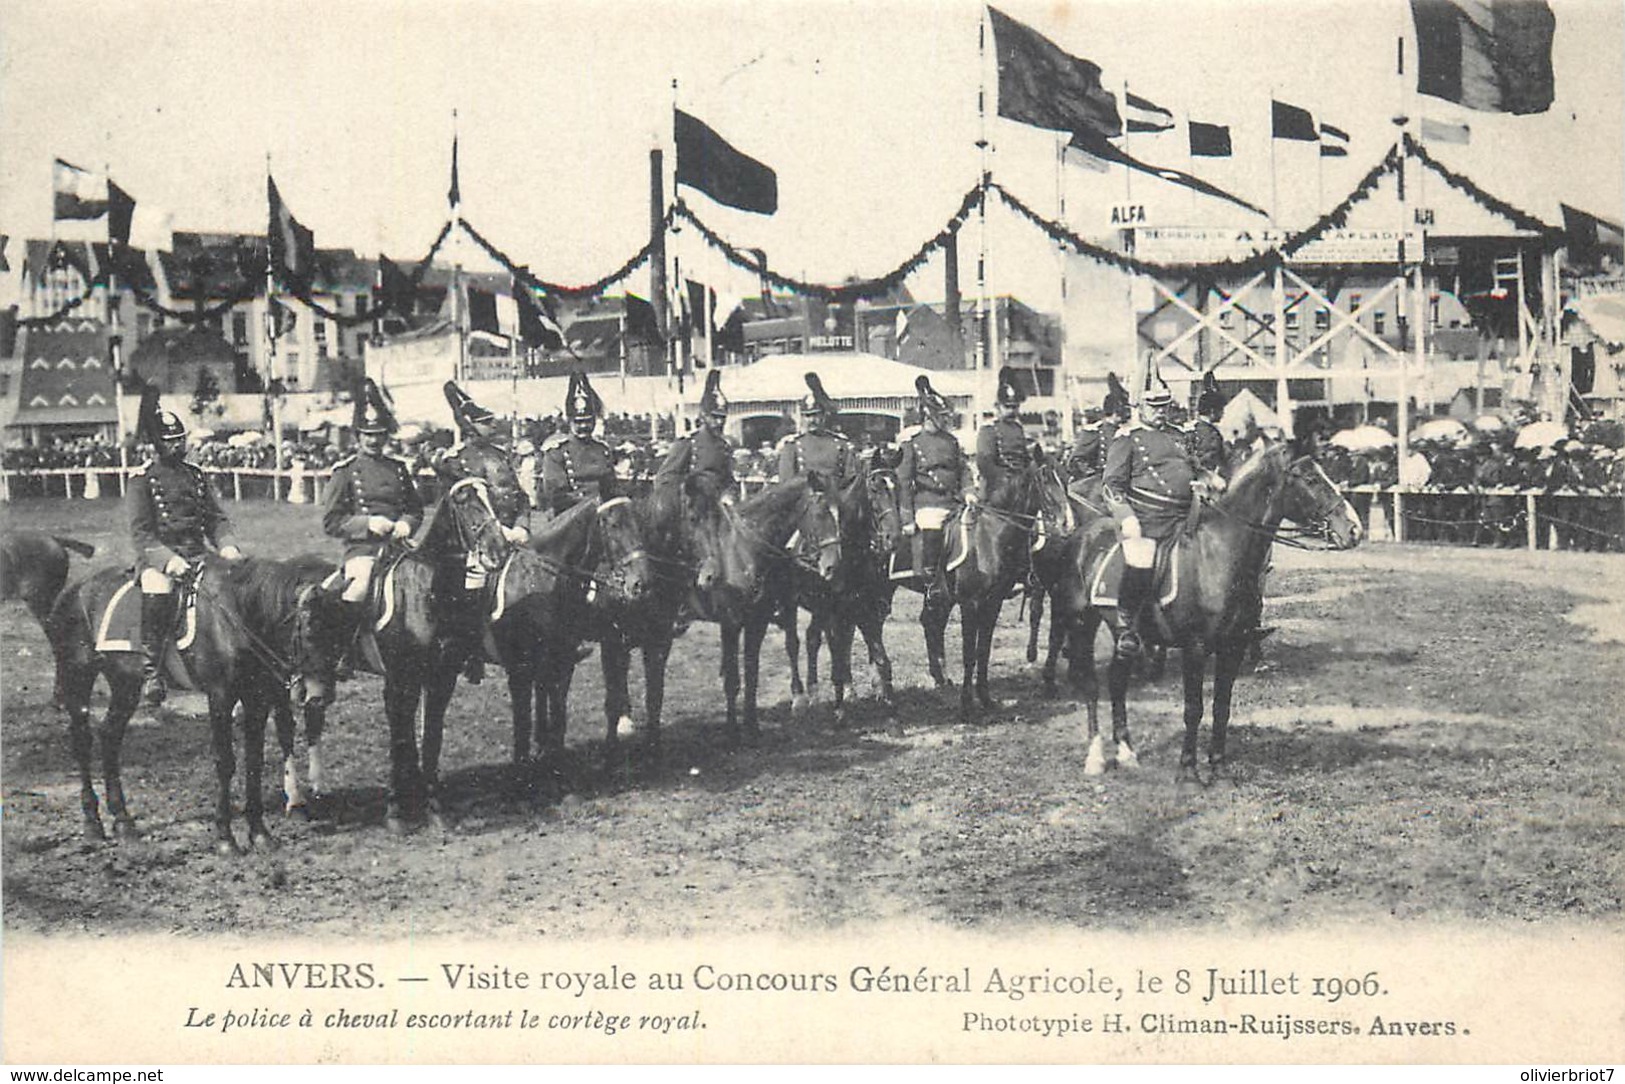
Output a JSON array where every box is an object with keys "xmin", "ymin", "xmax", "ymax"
[{"xmin": 2, "ymin": 0, "xmax": 1620, "ymax": 306}]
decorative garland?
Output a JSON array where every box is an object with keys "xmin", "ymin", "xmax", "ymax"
[
  {"xmin": 674, "ymin": 182, "xmax": 985, "ymax": 303},
  {"xmin": 1403, "ymin": 134, "xmax": 1563, "ymax": 243},
  {"xmin": 17, "ymin": 279, "xmax": 104, "ymax": 327},
  {"xmin": 1277, "ymin": 144, "xmax": 1402, "ymax": 260},
  {"xmin": 287, "ymin": 220, "xmax": 455, "ymax": 326},
  {"xmin": 126, "ymin": 275, "xmax": 258, "ymax": 325},
  {"xmin": 459, "ymin": 216, "xmax": 661, "ymax": 300}
]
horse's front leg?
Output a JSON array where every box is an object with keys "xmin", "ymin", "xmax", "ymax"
[
  {"xmin": 1208, "ymin": 639, "xmax": 1248, "ymax": 781},
  {"xmin": 600, "ymin": 637, "xmax": 633, "ymax": 757},
  {"xmin": 241, "ymin": 694, "xmax": 277, "ymax": 850},
  {"xmin": 506, "ymin": 650, "xmax": 534, "ymax": 769},
  {"xmin": 958, "ymin": 599, "xmax": 979, "ymax": 722},
  {"xmin": 921, "ymin": 595, "xmax": 952, "ymax": 689},
  {"xmin": 420, "ymin": 662, "xmax": 460, "ymax": 833},
  {"xmin": 639, "ymin": 635, "xmax": 674, "ymax": 763},
  {"xmin": 784, "ymin": 603, "xmax": 807, "ymax": 714},
  {"xmin": 720, "ymin": 623, "xmax": 742, "ymax": 741},
  {"xmin": 827, "ymin": 617, "xmax": 855, "ymax": 730},
  {"xmin": 64, "ymin": 663, "xmax": 105, "ymax": 840},
  {"xmin": 382, "ymin": 675, "xmax": 423, "ymax": 835},
  {"xmin": 742, "ymin": 613, "xmax": 769, "ymax": 739},
  {"xmin": 1026, "ymin": 589, "xmax": 1044, "ymax": 664},
  {"xmin": 207, "ymin": 690, "xmax": 243, "ymax": 856},
  {"xmin": 861, "ymin": 612, "xmax": 899, "ymax": 734},
  {"xmin": 1106, "ymin": 650, "xmax": 1134, "ymax": 780},
  {"xmin": 1176, "ymin": 645, "xmax": 1209, "ymax": 785},
  {"xmin": 974, "ymin": 599, "xmax": 1001, "ymax": 710},
  {"xmin": 98, "ymin": 675, "xmax": 145, "ymax": 839},
  {"xmin": 1078, "ymin": 610, "xmax": 1110, "ymax": 776}
]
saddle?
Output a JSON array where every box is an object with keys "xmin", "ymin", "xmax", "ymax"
[
  {"xmin": 93, "ymin": 571, "xmax": 199, "ymax": 689},
  {"xmin": 1087, "ymin": 536, "xmax": 1183, "ymax": 623}
]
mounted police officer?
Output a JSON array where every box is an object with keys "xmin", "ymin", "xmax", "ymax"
[
  {"xmin": 656, "ymin": 369, "xmax": 737, "ymax": 504},
  {"xmin": 322, "ymin": 378, "xmax": 423, "ymax": 673},
  {"xmin": 1102, "ymin": 366, "xmax": 1200, "ymax": 659},
  {"xmin": 897, "ymin": 375, "xmax": 967, "ymax": 603},
  {"xmin": 1063, "ymin": 407, "xmax": 1107, "ymax": 490},
  {"xmin": 1100, "ymin": 371, "xmax": 1132, "ymax": 450},
  {"xmin": 975, "ymin": 367, "xmax": 1037, "ymax": 499},
  {"xmin": 1186, "ymin": 369, "xmax": 1228, "ymax": 474},
  {"xmin": 538, "ymin": 371, "xmax": 619, "ymax": 514},
  {"xmin": 778, "ymin": 372, "xmax": 856, "ymax": 488},
  {"xmin": 128, "ymin": 383, "xmax": 244, "ymax": 705}
]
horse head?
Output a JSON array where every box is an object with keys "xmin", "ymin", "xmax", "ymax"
[
  {"xmin": 1281, "ymin": 444, "xmax": 1364, "ymax": 550},
  {"xmin": 794, "ymin": 473, "xmax": 843, "ymax": 585},
  {"xmin": 864, "ymin": 466, "xmax": 904, "ymax": 558},
  {"xmin": 591, "ymin": 496, "xmax": 651, "ymax": 603},
  {"xmin": 289, "ymin": 574, "xmax": 351, "ymax": 708},
  {"xmin": 1216, "ymin": 441, "xmax": 1363, "ymax": 551},
  {"xmin": 424, "ymin": 477, "xmax": 510, "ymax": 573}
]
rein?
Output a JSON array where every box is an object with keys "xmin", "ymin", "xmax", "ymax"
[
  {"xmin": 1196, "ymin": 457, "xmax": 1346, "ymax": 552},
  {"xmin": 188, "ymin": 571, "xmax": 318, "ymax": 691}
]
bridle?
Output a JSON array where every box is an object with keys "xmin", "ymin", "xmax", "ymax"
[{"xmin": 1197, "ymin": 451, "xmax": 1349, "ymax": 551}]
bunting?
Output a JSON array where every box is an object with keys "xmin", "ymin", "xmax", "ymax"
[
  {"xmin": 988, "ymin": 7, "xmax": 1121, "ymax": 140},
  {"xmin": 267, "ymin": 175, "xmax": 316, "ymax": 292}
]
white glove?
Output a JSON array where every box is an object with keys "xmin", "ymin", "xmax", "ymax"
[
  {"xmin": 964, "ymin": 492, "xmax": 979, "ymax": 506},
  {"xmin": 902, "ymin": 522, "xmax": 918, "ymax": 536},
  {"xmin": 1120, "ymin": 515, "xmax": 1143, "ymax": 540},
  {"xmin": 218, "ymin": 545, "xmax": 244, "ymax": 561},
  {"xmin": 502, "ymin": 525, "xmax": 530, "ymax": 546},
  {"xmin": 367, "ymin": 515, "xmax": 393, "ymax": 536},
  {"xmin": 163, "ymin": 555, "xmax": 189, "ymax": 577},
  {"xmin": 391, "ymin": 519, "xmax": 413, "ymax": 540}
]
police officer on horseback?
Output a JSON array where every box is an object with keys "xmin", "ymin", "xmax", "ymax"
[
  {"xmin": 129, "ymin": 383, "xmax": 244, "ymax": 705},
  {"xmin": 778, "ymin": 372, "xmax": 856, "ymax": 488},
  {"xmin": 538, "ymin": 371, "xmax": 618, "ymax": 514},
  {"xmin": 897, "ymin": 375, "xmax": 967, "ymax": 602},
  {"xmin": 976, "ymin": 367, "xmax": 1039, "ymax": 499},
  {"xmin": 656, "ymin": 369, "xmax": 737, "ymax": 504},
  {"xmin": 1102, "ymin": 366, "xmax": 1200, "ymax": 660},
  {"xmin": 321, "ymin": 378, "xmax": 422, "ymax": 632}
]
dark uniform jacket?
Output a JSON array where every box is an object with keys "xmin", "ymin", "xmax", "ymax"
[
  {"xmin": 538, "ymin": 432, "xmax": 619, "ymax": 512},
  {"xmin": 897, "ymin": 428, "xmax": 968, "ymax": 520},
  {"xmin": 321, "ymin": 452, "xmax": 425, "ymax": 559},
  {"xmin": 1185, "ymin": 417, "xmax": 1227, "ymax": 474},
  {"xmin": 656, "ymin": 426, "xmax": 736, "ymax": 497},
  {"xmin": 1102, "ymin": 420, "xmax": 1200, "ymax": 540},
  {"xmin": 976, "ymin": 416, "xmax": 1033, "ymax": 497},
  {"xmin": 1063, "ymin": 426, "xmax": 1106, "ymax": 482},
  {"xmin": 128, "ymin": 458, "xmax": 236, "ymax": 570},
  {"xmin": 438, "ymin": 437, "xmax": 528, "ymax": 526},
  {"xmin": 778, "ymin": 428, "xmax": 856, "ymax": 488}
]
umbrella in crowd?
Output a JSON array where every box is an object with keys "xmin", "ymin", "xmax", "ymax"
[
  {"xmin": 188, "ymin": 427, "xmax": 215, "ymax": 443},
  {"xmin": 227, "ymin": 431, "xmax": 264, "ymax": 448},
  {"xmin": 1470, "ymin": 414, "xmax": 1509, "ymax": 434},
  {"xmin": 1329, "ymin": 425, "xmax": 1395, "ymax": 452},
  {"xmin": 1514, "ymin": 420, "xmax": 1570, "ymax": 449},
  {"xmin": 1412, "ymin": 417, "xmax": 1470, "ymax": 443}
]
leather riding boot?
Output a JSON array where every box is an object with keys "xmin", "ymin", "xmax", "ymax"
[
  {"xmin": 1115, "ymin": 565, "xmax": 1154, "ymax": 660},
  {"xmin": 460, "ymin": 590, "xmax": 486, "ymax": 684},
  {"xmin": 336, "ymin": 599, "xmax": 367, "ymax": 680},
  {"xmin": 921, "ymin": 529, "xmax": 945, "ymax": 603},
  {"xmin": 139, "ymin": 592, "xmax": 172, "ymax": 706}
]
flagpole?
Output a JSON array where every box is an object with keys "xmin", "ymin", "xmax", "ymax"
[
  {"xmin": 975, "ymin": 8, "xmax": 991, "ymax": 418},
  {"xmin": 104, "ymin": 160, "xmax": 129, "ymax": 492},
  {"xmin": 1269, "ymin": 88, "xmax": 1280, "ymax": 228},
  {"xmin": 1056, "ymin": 133, "xmax": 1074, "ymax": 442},
  {"xmin": 264, "ymin": 153, "xmax": 284, "ymax": 499},
  {"xmin": 451, "ymin": 110, "xmax": 466, "ymax": 387},
  {"xmin": 1394, "ymin": 37, "xmax": 1412, "ymax": 480}
]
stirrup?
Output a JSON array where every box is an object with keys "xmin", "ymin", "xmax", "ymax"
[
  {"xmin": 463, "ymin": 656, "xmax": 485, "ymax": 685},
  {"xmin": 141, "ymin": 669, "xmax": 168, "ymax": 706},
  {"xmin": 1114, "ymin": 626, "xmax": 1143, "ymax": 660}
]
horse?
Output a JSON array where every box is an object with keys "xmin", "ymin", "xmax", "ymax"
[
  {"xmin": 1022, "ymin": 466, "xmax": 1102, "ymax": 695},
  {"xmin": 491, "ymin": 494, "xmax": 651, "ymax": 780},
  {"xmin": 1061, "ymin": 440, "xmax": 1363, "ymax": 782},
  {"xmin": 46, "ymin": 554, "xmax": 349, "ymax": 853},
  {"xmin": 686, "ymin": 475, "xmax": 842, "ymax": 742},
  {"xmin": 360, "ymin": 478, "xmax": 512, "ymax": 834},
  {"xmin": 2, "ymin": 528, "xmax": 95, "ymax": 637},
  {"xmin": 918, "ymin": 463, "xmax": 1047, "ymax": 721},
  {"xmin": 799, "ymin": 464, "xmax": 904, "ymax": 729}
]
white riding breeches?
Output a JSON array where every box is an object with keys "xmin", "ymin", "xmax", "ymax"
[
  {"xmin": 1122, "ymin": 537, "xmax": 1156, "ymax": 568},
  {"xmin": 341, "ymin": 555, "xmax": 376, "ymax": 603},
  {"xmin": 139, "ymin": 568, "xmax": 174, "ymax": 594},
  {"xmin": 915, "ymin": 506, "xmax": 951, "ymax": 531}
]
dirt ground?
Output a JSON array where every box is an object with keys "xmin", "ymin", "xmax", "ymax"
[{"xmin": 3, "ymin": 496, "xmax": 1622, "ymax": 939}]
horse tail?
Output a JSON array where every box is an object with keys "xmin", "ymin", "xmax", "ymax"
[{"xmin": 54, "ymin": 536, "xmax": 96, "ymax": 559}]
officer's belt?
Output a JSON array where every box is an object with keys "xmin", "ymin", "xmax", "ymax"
[{"xmin": 1127, "ymin": 486, "xmax": 1192, "ymax": 512}]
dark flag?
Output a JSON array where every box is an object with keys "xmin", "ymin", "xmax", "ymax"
[
  {"xmin": 623, "ymin": 292, "xmax": 664, "ymax": 344},
  {"xmin": 1188, "ymin": 120, "xmax": 1233, "ymax": 157},
  {"xmin": 1319, "ymin": 122, "xmax": 1350, "ymax": 157},
  {"xmin": 685, "ymin": 279, "xmax": 713, "ymax": 335},
  {"xmin": 674, "ymin": 109, "xmax": 778, "ymax": 215},
  {"xmin": 1411, "ymin": 0, "xmax": 1555, "ymax": 115},
  {"xmin": 52, "ymin": 159, "xmax": 108, "ymax": 221},
  {"xmin": 716, "ymin": 308, "xmax": 746, "ymax": 355},
  {"xmin": 267, "ymin": 175, "xmax": 316, "ymax": 292},
  {"xmin": 1272, "ymin": 100, "xmax": 1319, "ymax": 141},
  {"xmin": 108, "ymin": 181, "xmax": 136, "ymax": 250},
  {"xmin": 466, "ymin": 285, "xmax": 499, "ymax": 335},
  {"xmin": 987, "ymin": 6, "xmax": 1121, "ymax": 139},
  {"xmin": 514, "ymin": 280, "xmax": 564, "ymax": 350},
  {"xmin": 378, "ymin": 255, "xmax": 417, "ymax": 318},
  {"xmin": 448, "ymin": 134, "xmax": 461, "ymax": 209},
  {"xmin": 1123, "ymin": 90, "xmax": 1175, "ymax": 134},
  {"xmin": 1070, "ymin": 129, "xmax": 1265, "ymax": 216},
  {"xmin": 1571, "ymin": 344, "xmax": 1596, "ymax": 396}
]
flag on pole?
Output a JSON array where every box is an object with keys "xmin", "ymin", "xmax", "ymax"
[
  {"xmin": 1123, "ymin": 90, "xmax": 1175, "ymax": 134},
  {"xmin": 448, "ymin": 134, "xmax": 461, "ymax": 209},
  {"xmin": 1069, "ymin": 129, "xmax": 1265, "ymax": 216},
  {"xmin": 108, "ymin": 181, "xmax": 137, "ymax": 249},
  {"xmin": 896, "ymin": 308, "xmax": 910, "ymax": 344},
  {"xmin": 378, "ymin": 255, "xmax": 417, "ymax": 317},
  {"xmin": 1271, "ymin": 99, "xmax": 1318, "ymax": 141},
  {"xmin": 1410, "ymin": 0, "xmax": 1555, "ymax": 114},
  {"xmin": 1420, "ymin": 116, "xmax": 1472, "ymax": 143},
  {"xmin": 1318, "ymin": 122, "xmax": 1350, "ymax": 157},
  {"xmin": 623, "ymin": 292, "xmax": 665, "ymax": 344},
  {"xmin": 674, "ymin": 109, "xmax": 778, "ymax": 215},
  {"xmin": 514, "ymin": 280, "xmax": 564, "ymax": 350},
  {"xmin": 1188, "ymin": 120, "xmax": 1233, "ymax": 157},
  {"xmin": 52, "ymin": 159, "xmax": 109, "ymax": 221},
  {"xmin": 267, "ymin": 175, "xmax": 316, "ymax": 292},
  {"xmin": 987, "ymin": 7, "xmax": 1121, "ymax": 139},
  {"xmin": 466, "ymin": 285, "xmax": 499, "ymax": 335}
]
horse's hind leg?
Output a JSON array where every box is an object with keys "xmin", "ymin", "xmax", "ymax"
[
  {"xmin": 100, "ymin": 676, "xmax": 144, "ymax": 839},
  {"xmin": 382, "ymin": 678, "xmax": 423, "ymax": 835},
  {"xmin": 1106, "ymin": 652, "xmax": 1136, "ymax": 776},
  {"xmin": 208, "ymin": 692, "xmax": 244, "ymax": 856},
  {"xmin": 420, "ymin": 665, "xmax": 460, "ymax": 833},
  {"xmin": 241, "ymin": 696, "xmax": 278, "ymax": 850},
  {"xmin": 861, "ymin": 615, "xmax": 901, "ymax": 735},
  {"xmin": 64, "ymin": 665, "xmax": 105, "ymax": 840},
  {"xmin": 1026, "ymin": 590, "xmax": 1044, "ymax": 664},
  {"xmin": 1176, "ymin": 647, "xmax": 1207, "ymax": 785},
  {"xmin": 1207, "ymin": 640, "xmax": 1247, "ymax": 781}
]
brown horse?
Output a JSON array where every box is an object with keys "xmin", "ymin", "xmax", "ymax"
[
  {"xmin": 492, "ymin": 495, "xmax": 651, "ymax": 778},
  {"xmin": 1060, "ymin": 440, "xmax": 1363, "ymax": 782},
  {"xmin": 47, "ymin": 554, "xmax": 349, "ymax": 853},
  {"xmin": 919, "ymin": 463, "xmax": 1046, "ymax": 721},
  {"xmin": 2, "ymin": 528, "xmax": 95, "ymax": 636}
]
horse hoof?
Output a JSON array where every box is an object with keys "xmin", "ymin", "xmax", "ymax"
[
  {"xmin": 831, "ymin": 708, "xmax": 848, "ymax": 731},
  {"xmin": 285, "ymin": 801, "xmax": 310, "ymax": 822},
  {"xmin": 427, "ymin": 811, "xmax": 452, "ymax": 836},
  {"xmin": 249, "ymin": 829, "xmax": 280, "ymax": 851},
  {"xmin": 384, "ymin": 812, "xmax": 411, "ymax": 837},
  {"xmin": 214, "ymin": 836, "xmax": 245, "ymax": 857},
  {"xmin": 82, "ymin": 820, "xmax": 109, "ymax": 843},
  {"xmin": 790, "ymin": 693, "xmax": 810, "ymax": 716},
  {"xmin": 1084, "ymin": 737, "xmax": 1107, "ymax": 777},
  {"xmin": 615, "ymin": 714, "xmax": 638, "ymax": 737},
  {"xmin": 111, "ymin": 818, "xmax": 141, "ymax": 841},
  {"xmin": 1116, "ymin": 743, "xmax": 1140, "ymax": 770}
]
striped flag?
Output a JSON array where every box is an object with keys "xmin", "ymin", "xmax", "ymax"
[
  {"xmin": 1319, "ymin": 122, "xmax": 1350, "ymax": 157},
  {"xmin": 1420, "ymin": 116, "xmax": 1472, "ymax": 144},
  {"xmin": 52, "ymin": 159, "xmax": 108, "ymax": 221},
  {"xmin": 1410, "ymin": 0, "xmax": 1555, "ymax": 114},
  {"xmin": 1122, "ymin": 90, "xmax": 1174, "ymax": 134}
]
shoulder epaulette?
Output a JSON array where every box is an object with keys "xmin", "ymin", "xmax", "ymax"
[
  {"xmin": 776, "ymin": 434, "xmax": 798, "ymax": 450},
  {"xmin": 541, "ymin": 433, "xmax": 569, "ymax": 451},
  {"xmin": 129, "ymin": 460, "xmax": 152, "ymax": 477},
  {"xmin": 332, "ymin": 454, "xmax": 357, "ymax": 469}
]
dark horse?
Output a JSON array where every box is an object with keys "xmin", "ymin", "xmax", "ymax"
[
  {"xmin": 919, "ymin": 463, "xmax": 1046, "ymax": 721},
  {"xmin": 686, "ymin": 475, "xmax": 842, "ymax": 742},
  {"xmin": 1061, "ymin": 440, "xmax": 1362, "ymax": 782},
  {"xmin": 2, "ymin": 528, "xmax": 95, "ymax": 636},
  {"xmin": 492, "ymin": 494, "xmax": 651, "ymax": 777},
  {"xmin": 47, "ymin": 554, "xmax": 349, "ymax": 852},
  {"xmin": 797, "ymin": 465, "xmax": 905, "ymax": 729}
]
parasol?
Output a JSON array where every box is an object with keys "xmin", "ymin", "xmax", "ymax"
[
  {"xmin": 1328, "ymin": 425, "xmax": 1394, "ymax": 452},
  {"xmin": 1513, "ymin": 420, "xmax": 1569, "ymax": 449},
  {"xmin": 1412, "ymin": 417, "xmax": 1470, "ymax": 443}
]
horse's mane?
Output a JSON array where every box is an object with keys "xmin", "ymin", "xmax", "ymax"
[
  {"xmin": 219, "ymin": 554, "xmax": 335, "ymax": 626},
  {"xmin": 737, "ymin": 476, "xmax": 813, "ymax": 521},
  {"xmin": 1222, "ymin": 440, "xmax": 1291, "ymax": 497},
  {"xmin": 985, "ymin": 463, "xmax": 1041, "ymax": 512}
]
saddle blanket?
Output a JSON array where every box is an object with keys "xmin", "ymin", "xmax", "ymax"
[
  {"xmin": 94, "ymin": 578, "xmax": 198, "ymax": 654},
  {"xmin": 1087, "ymin": 540, "xmax": 1182, "ymax": 609}
]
